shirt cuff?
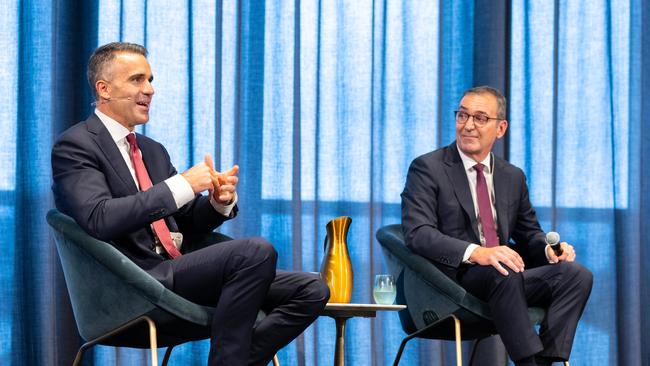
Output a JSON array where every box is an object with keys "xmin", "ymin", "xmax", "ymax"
[
  {"xmin": 164, "ymin": 174, "xmax": 195, "ymax": 209},
  {"xmin": 210, "ymin": 191, "xmax": 238, "ymax": 217},
  {"xmin": 463, "ymin": 243, "xmax": 480, "ymax": 263}
]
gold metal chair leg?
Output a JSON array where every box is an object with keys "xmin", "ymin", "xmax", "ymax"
[
  {"xmin": 272, "ymin": 354, "xmax": 280, "ymax": 366},
  {"xmin": 162, "ymin": 345, "xmax": 175, "ymax": 366},
  {"xmin": 428, "ymin": 313, "xmax": 567, "ymax": 366},
  {"xmin": 143, "ymin": 316, "xmax": 158, "ymax": 366},
  {"xmin": 452, "ymin": 315, "xmax": 462, "ymax": 366},
  {"xmin": 72, "ymin": 342, "xmax": 92, "ymax": 366},
  {"xmin": 70, "ymin": 316, "xmax": 159, "ymax": 366}
]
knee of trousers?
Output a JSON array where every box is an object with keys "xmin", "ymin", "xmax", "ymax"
[
  {"xmin": 297, "ymin": 273, "xmax": 330, "ymax": 312},
  {"xmin": 307, "ymin": 274, "xmax": 331, "ymax": 303},
  {"xmin": 240, "ymin": 237, "xmax": 278, "ymax": 274},
  {"xmin": 304, "ymin": 275, "xmax": 330, "ymax": 315},
  {"xmin": 557, "ymin": 261, "xmax": 594, "ymax": 294}
]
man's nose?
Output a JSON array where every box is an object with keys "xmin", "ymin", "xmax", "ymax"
[
  {"xmin": 142, "ymin": 80, "xmax": 154, "ymax": 95},
  {"xmin": 463, "ymin": 116, "xmax": 476, "ymax": 130}
]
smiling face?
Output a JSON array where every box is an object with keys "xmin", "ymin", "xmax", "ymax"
[
  {"xmin": 455, "ymin": 92, "xmax": 508, "ymax": 162},
  {"xmin": 95, "ymin": 52, "xmax": 154, "ymax": 131}
]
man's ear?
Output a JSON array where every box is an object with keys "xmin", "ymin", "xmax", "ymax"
[
  {"xmin": 95, "ymin": 80, "xmax": 111, "ymax": 100},
  {"xmin": 496, "ymin": 119, "xmax": 508, "ymax": 139}
]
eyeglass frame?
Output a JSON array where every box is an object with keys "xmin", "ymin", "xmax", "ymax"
[{"xmin": 454, "ymin": 110, "xmax": 502, "ymax": 127}]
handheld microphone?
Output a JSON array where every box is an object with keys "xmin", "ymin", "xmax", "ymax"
[{"xmin": 545, "ymin": 231, "xmax": 563, "ymax": 256}]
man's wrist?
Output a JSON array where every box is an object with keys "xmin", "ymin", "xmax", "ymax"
[
  {"xmin": 209, "ymin": 192, "xmax": 238, "ymax": 217},
  {"xmin": 463, "ymin": 243, "xmax": 480, "ymax": 264}
]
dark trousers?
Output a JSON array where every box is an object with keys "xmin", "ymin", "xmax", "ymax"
[
  {"xmin": 153, "ymin": 237, "xmax": 330, "ymax": 366},
  {"xmin": 458, "ymin": 261, "xmax": 593, "ymax": 362}
]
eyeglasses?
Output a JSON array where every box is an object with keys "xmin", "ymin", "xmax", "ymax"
[{"xmin": 454, "ymin": 110, "xmax": 500, "ymax": 127}]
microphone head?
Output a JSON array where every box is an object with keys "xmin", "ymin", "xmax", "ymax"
[{"xmin": 546, "ymin": 231, "xmax": 560, "ymax": 246}]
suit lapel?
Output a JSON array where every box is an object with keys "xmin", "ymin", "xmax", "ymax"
[
  {"xmin": 443, "ymin": 143, "xmax": 481, "ymax": 242},
  {"xmin": 86, "ymin": 114, "xmax": 139, "ymax": 194},
  {"xmin": 492, "ymin": 157, "xmax": 510, "ymax": 244}
]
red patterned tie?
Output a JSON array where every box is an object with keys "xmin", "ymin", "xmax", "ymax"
[
  {"xmin": 126, "ymin": 134, "xmax": 182, "ymax": 258},
  {"xmin": 474, "ymin": 164, "xmax": 499, "ymax": 247}
]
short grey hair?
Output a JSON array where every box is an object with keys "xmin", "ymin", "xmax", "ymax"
[
  {"xmin": 87, "ymin": 42, "xmax": 148, "ymax": 99},
  {"xmin": 462, "ymin": 85, "xmax": 507, "ymax": 120}
]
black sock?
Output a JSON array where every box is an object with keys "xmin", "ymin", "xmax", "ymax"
[
  {"xmin": 515, "ymin": 355, "xmax": 537, "ymax": 366},
  {"xmin": 534, "ymin": 355, "xmax": 553, "ymax": 366}
]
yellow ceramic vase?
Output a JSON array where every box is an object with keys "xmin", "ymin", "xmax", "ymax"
[{"xmin": 320, "ymin": 216, "xmax": 353, "ymax": 303}]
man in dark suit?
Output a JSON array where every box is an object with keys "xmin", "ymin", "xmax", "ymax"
[
  {"xmin": 52, "ymin": 42, "xmax": 329, "ymax": 366},
  {"xmin": 401, "ymin": 86, "xmax": 592, "ymax": 366}
]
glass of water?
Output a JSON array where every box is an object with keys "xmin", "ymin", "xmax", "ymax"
[{"xmin": 373, "ymin": 274, "xmax": 396, "ymax": 305}]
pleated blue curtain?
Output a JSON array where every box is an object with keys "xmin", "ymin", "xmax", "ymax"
[
  {"xmin": 2, "ymin": 0, "xmax": 649, "ymax": 365},
  {"xmin": 4, "ymin": 1, "xmax": 59, "ymax": 366},
  {"xmin": 510, "ymin": 1, "xmax": 649, "ymax": 365}
]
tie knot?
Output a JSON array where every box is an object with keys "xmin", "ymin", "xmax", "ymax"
[
  {"xmin": 126, "ymin": 133, "xmax": 137, "ymax": 148},
  {"xmin": 474, "ymin": 163, "xmax": 485, "ymax": 173}
]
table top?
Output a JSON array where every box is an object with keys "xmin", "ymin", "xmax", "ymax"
[{"xmin": 323, "ymin": 303, "xmax": 406, "ymax": 318}]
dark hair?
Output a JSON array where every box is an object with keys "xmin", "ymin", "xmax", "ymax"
[
  {"xmin": 462, "ymin": 85, "xmax": 507, "ymax": 120},
  {"xmin": 87, "ymin": 42, "xmax": 148, "ymax": 99}
]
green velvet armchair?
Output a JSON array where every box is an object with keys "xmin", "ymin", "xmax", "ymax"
[
  {"xmin": 376, "ymin": 224, "xmax": 566, "ymax": 366},
  {"xmin": 47, "ymin": 209, "xmax": 279, "ymax": 366}
]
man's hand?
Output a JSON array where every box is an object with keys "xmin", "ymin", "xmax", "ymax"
[
  {"xmin": 469, "ymin": 246, "xmax": 525, "ymax": 276},
  {"xmin": 546, "ymin": 242, "xmax": 576, "ymax": 263},
  {"xmin": 180, "ymin": 160, "xmax": 214, "ymax": 194},
  {"xmin": 204, "ymin": 154, "xmax": 239, "ymax": 205}
]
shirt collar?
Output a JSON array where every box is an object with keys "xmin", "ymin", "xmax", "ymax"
[
  {"xmin": 94, "ymin": 108, "xmax": 132, "ymax": 143},
  {"xmin": 457, "ymin": 143, "xmax": 492, "ymax": 174}
]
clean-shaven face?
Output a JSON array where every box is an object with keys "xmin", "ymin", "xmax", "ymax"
[{"xmin": 98, "ymin": 52, "xmax": 154, "ymax": 130}]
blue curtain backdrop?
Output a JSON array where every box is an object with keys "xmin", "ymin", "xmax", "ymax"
[{"xmin": 1, "ymin": 1, "xmax": 648, "ymax": 365}]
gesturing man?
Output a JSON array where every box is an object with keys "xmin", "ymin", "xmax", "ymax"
[
  {"xmin": 52, "ymin": 42, "xmax": 329, "ymax": 366},
  {"xmin": 401, "ymin": 86, "xmax": 592, "ymax": 366}
]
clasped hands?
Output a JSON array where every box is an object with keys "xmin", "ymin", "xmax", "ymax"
[
  {"xmin": 469, "ymin": 242, "xmax": 577, "ymax": 276},
  {"xmin": 181, "ymin": 154, "xmax": 239, "ymax": 205}
]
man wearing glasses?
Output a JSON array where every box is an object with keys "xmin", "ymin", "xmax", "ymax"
[{"xmin": 401, "ymin": 86, "xmax": 592, "ymax": 366}]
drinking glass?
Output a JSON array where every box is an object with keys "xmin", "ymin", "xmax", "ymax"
[{"xmin": 373, "ymin": 274, "xmax": 396, "ymax": 305}]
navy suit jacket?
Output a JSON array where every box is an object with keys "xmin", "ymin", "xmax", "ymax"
[
  {"xmin": 401, "ymin": 142, "xmax": 548, "ymax": 280},
  {"xmin": 51, "ymin": 113, "xmax": 234, "ymax": 285}
]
